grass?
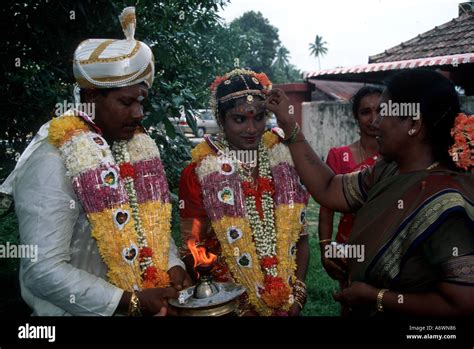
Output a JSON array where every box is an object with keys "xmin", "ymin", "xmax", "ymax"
[{"xmin": 301, "ymin": 198, "xmax": 340, "ymax": 316}]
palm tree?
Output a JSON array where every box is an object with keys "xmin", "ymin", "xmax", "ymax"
[
  {"xmin": 273, "ymin": 46, "xmax": 290, "ymax": 69},
  {"xmin": 309, "ymin": 35, "xmax": 328, "ymax": 70}
]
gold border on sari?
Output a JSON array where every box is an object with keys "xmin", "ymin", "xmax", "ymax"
[
  {"xmin": 441, "ymin": 255, "xmax": 474, "ymax": 284},
  {"xmin": 342, "ymin": 171, "xmax": 365, "ymax": 211},
  {"xmin": 370, "ymin": 192, "xmax": 474, "ymax": 286}
]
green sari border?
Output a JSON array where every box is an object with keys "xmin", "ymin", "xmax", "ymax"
[{"xmin": 367, "ymin": 190, "xmax": 474, "ymax": 287}]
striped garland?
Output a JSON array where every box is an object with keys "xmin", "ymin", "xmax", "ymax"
[
  {"xmin": 48, "ymin": 113, "xmax": 172, "ymax": 291},
  {"xmin": 192, "ymin": 131, "xmax": 309, "ymax": 315}
]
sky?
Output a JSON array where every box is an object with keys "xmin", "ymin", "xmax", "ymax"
[{"xmin": 218, "ymin": 0, "xmax": 463, "ymax": 73}]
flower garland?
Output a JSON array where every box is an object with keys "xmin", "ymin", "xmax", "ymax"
[
  {"xmin": 48, "ymin": 113, "xmax": 171, "ymax": 291},
  {"xmin": 449, "ymin": 113, "xmax": 473, "ymax": 171},
  {"xmin": 193, "ymin": 131, "xmax": 309, "ymax": 315}
]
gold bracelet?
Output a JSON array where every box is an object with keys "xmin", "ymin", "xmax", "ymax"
[
  {"xmin": 318, "ymin": 239, "xmax": 332, "ymax": 244},
  {"xmin": 128, "ymin": 292, "xmax": 142, "ymax": 316},
  {"xmin": 294, "ymin": 298, "xmax": 304, "ymax": 310},
  {"xmin": 294, "ymin": 290, "xmax": 307, "ymax": 301},
  {"xmin": 293, "ymin": 279, "xmax": 307, "ymax": 307},
  {"xmin": 376, "ymin": 288, "xmax": 389, "ymax": 312}
]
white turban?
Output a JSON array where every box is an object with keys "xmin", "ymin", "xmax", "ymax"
[{"xmin": 73, "ymin": 7, "xmax": 155, "ymax": 89}]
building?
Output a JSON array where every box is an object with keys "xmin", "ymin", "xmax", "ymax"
[{"xmin": 304, "ymin": 2, "xmax": 474, "ymax": 94}]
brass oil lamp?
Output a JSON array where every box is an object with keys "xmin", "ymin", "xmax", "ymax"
[{"xmin": 169, "ymin": 240, "xmax": 244, "ymax": 316}]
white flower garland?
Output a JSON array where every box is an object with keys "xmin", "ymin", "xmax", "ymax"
[{"xmin": 227, "ymin": 140, "xmax": 279, "ymax": 277}]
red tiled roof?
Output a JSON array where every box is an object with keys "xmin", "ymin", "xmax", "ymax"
[
  {"xmin": 369, "ymin": 13, "xmax": 474, "ymax": 63},
  {"xmin": 304, "ymin": 52, "xmax": 474, "ymax": 81}
]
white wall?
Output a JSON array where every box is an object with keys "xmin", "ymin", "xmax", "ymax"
[
  {"xmin": 302, "ymin": 96, "xmax": 474, "ymax": 161},
  {"xmin": 302, "ymin": 101, "xmax": 358, "ymax": 161}
]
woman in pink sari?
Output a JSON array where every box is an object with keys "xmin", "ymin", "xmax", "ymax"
[{"xmin": 319, "ymin": 87, "xmax": 382, "ymax": 288}]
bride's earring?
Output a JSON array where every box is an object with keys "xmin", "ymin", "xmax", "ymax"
[{"xmin": 408, "ymin": 129, "xmax": 416, "ymax": 136}]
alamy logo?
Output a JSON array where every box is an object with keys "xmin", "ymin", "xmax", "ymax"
[
  {"xmin": 54, "ymin": 100, "xmax": 95, "ymax": 118},
  {"xmin": 0, "ymin": 242, "xmax": 37, "ymax": 262},
  {"xmin": 380, "ymin": 101, "xmax": 420, "ymax": 120},
  {"xmin": 324, "ymin": 243, "xmax": 365, "ymax": 262},
  {"xmin": 18, "ymin": 323, "xmax": 55, "ymax": 342},
  {"xmin": 217, "ymin": 149, "xmax": 258, "ymax": 167}
]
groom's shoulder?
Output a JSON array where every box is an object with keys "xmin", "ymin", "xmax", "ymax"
[
  {"xmin": 26, "ymin": 141, "xmax": 63, "ymax": 168},
  {"xmin": 16, "ymin": 141, "xmax": 65, "ymax": 187}
]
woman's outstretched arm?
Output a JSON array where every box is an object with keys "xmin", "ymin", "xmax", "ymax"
[{"xmin": 263, "ymin": 89, "xmax": 351, "ymax": 212}]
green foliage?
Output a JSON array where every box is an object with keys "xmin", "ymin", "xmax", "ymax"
[
  {"xmin": 272, "ymin": 63, "xmax": 303, "ymax": 84},
  {"xmin": 302, "ymin": 198, "xmax": 340, "ymax": 316},
  {"xmin": 148, "ymin": 127, "xmax": 191, "ymax": 192},
  {"xmin": 229, "ymin": 11, "xmax": 302, "ymax": 84},
  {"xmin": 230, "ymin": 11, "xmax": 281, "ymax": 76},
  {"xmin": 0, "ymin": 211, "xmax": 20, "ymax": 277},
  {"xmin": 271, "ymin": 46, "xmax": 302, "ymax": 83}
]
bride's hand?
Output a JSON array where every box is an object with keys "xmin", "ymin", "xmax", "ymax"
[{"xmin": 262, "ymin": 89, "xmax": 296, "ymax": 135}]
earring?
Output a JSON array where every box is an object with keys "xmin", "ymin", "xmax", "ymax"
[{"xmin": 408, "ymin": 129, "xmax": 416, "ymax": 136}]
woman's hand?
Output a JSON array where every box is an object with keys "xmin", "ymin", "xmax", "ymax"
[
  {"xmin": 320, "ymin": 242, "xmax": 348, "ymax": 281},
  {"xmin": 332, "ymin": 281, "xmax": 378, "ymax": 307},
  {"xmin": 321, "ymin": 255, "xmax": 348, "ymax": 281},
  {"xmin": 262, "ymin": 89, "xmax": 295, "ymax": 135},
  {"xmin": 168, "ymin": 265, "xmax": 193, "ymax": 291}
]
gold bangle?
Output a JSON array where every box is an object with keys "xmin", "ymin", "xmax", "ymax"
[
  {"xmin": 128, "ymin": 292, "xmax": 142, "ymax": 316},
  {"xmin": 294, "ymin": 299, "xmax": 304, "ymax": 310},
  {"xmin": 318, "ymin": 239, "xmax": 332, "ymax": 244},
  {"xmin": 295, "ymin": 291, "xmax": 307, "ymax": 302},
  {"xmin": 376, "ymin": 289, "xmax": 389, "ymax": 312}
]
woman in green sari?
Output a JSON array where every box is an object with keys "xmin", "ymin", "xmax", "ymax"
[{"xmin": 263, "ymin": 69, "xmax": 473, "ymax": 317}]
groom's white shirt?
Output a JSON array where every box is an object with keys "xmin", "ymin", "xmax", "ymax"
[{"xmin": 12, "ymin": 139, "xmax": 184, "ymax": 316}]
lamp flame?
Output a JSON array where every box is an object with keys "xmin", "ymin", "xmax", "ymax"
[{"xmin": 187, "ymin": 239, "xmax": 217, "ymax": 268}]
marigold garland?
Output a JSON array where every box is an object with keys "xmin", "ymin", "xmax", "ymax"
[
  {"xmin": 48, "ymin": 113, "xmax": 171, "ymax": 291},
  {"xmin": 49, "ymin": 114, "xmax": 90, "ymax": 148}
]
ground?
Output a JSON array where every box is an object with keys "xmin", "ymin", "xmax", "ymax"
[{"xmin": 301, "ymin": 198, "xmax": 340, "ymax": 316}]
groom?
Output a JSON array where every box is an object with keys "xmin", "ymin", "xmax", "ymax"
[{"xmin": 6, "ymin": 7, "xmax": 190, "ymax": 316}]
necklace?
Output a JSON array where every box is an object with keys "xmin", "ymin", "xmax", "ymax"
[
  {"xmin": 426, "ymin": 161, "xmax": 440, "ymax": 170},
  {"xmin": 241, "ymin": 162, "xmax": 257, "ymax": 182}
]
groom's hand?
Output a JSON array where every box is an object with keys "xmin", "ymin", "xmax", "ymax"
[
  {"xmin": 138, "ymin": 287, "xmax": 179, "ymax": 316},
  {"xmin": 168, "ymin": 265, "xmax": 193, "ymax": 291}
]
